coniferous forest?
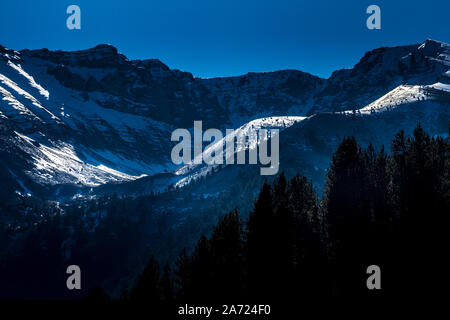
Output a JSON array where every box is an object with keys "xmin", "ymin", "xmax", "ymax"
[{"xmin": 102, "ymin": 124, "xmax": 448, "ymax": 311}]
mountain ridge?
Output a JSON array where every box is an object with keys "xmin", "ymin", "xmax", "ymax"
[{"xmin": 1, "ymin": 39, "xmax": 449, "ymax": 202}]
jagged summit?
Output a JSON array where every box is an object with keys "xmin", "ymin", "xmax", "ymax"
[
  {"xmin": 19, "ymin": 43, "xmax": 119, "ymax": 55},
  {"xmin": 17, "ymin": 43, "xmax": 126, "ymax": 68},
  {"xmin": 417, "ymin": 38, "xmax": 450, "ymax": 62},
  {"xmin": 422, "ymin": 38, "xmax": 450, "ymax": 46}
]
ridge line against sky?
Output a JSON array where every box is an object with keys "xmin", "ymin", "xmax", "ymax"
[
  {"xmin": 4, "ymin": 39, "xmax": 446, "ymax": 81},
  {"xmin": 1, "ymin": 0, "xmax": 449, "ymax": 78}
]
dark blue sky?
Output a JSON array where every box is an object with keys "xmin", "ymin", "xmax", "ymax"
[{"xmin": 1, "ymin": 0, "xmax": 449, "ymax": 78}]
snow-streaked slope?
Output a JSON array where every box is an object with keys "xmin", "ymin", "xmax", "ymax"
[
  {"xmin": 14, "ymin": 131, "xmax": 142, "ymax": 186},
  {"xmin": 7, "ymin": 61, "xmax": 49, "ymax": 100},
  {"xmin": 342, "ymin": 82, "xmax": 450, "ymax": 115},
  {"xmin": 174, "ymin": 116, "xmax": 306, "ymax": 187},
  {"xmin": 342, "ymin": 85, "xmax": 427, "ymax": 114},
  {"xmin": 0, "ymin": 72, "xmax": 59, "ymax": 121},
  {"xmin": 0, "ymin": 46, "xmax": 177, "ymax": 189}
]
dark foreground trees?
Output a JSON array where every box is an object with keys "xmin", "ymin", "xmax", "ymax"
[{"xmin": 123, "ymin": 125, "xmax": 449, "ymax": 307}]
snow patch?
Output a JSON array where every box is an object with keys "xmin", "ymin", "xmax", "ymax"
[
  {"xmin": 342, "ymin": 85, "xmax": 427, "ymax": 115},
  {"xmin": 7, "ymin": 61, "xmax": 50, "ymax": 99},
  {"xmin": 429, "ymin": 82, "xmax": 450, "ymax": 92}
]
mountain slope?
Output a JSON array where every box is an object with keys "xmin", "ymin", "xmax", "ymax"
[{"xmin": 0, "ymin": 39, "xmax": 449, "ymax": 201}]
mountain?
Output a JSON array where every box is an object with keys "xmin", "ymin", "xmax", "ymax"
[{"xmin": 0, "ymin": 39, "xmax": 449, "ymax": 203}]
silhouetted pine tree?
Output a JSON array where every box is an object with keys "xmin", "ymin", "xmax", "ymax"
[
  {"xmin": 208, "ymin": 209, "xmax": 245, "ymax": 301},
  {"xmin": 287, "ymin": 174, "xmax": 325, "ymax": 298},
  {"xmin": 161, "ymin": 263, "xmax": 175, "ymax": 308},
  {"xmin": 174, "ymin": 248, "xmax": 190, "ymax": 302},
  {"xmin": 246, "ymin": 182, "xmax": 277, "ymax": 300},
  {"xmin": 187, "ymin": 235, "xmax": 212, "ymax": 302},
  {"xmin": 130, "ymin": 256, "xmax": 161, "ymax": 304},
  {"xmin": 322, "ymin": 136, "xmax": 374, "ymax": 296}
]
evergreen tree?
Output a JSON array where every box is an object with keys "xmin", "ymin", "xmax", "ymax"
[
  {"xmin": 174, "ymin": 248, "xmax": 190, "ymax": 301},
  {"xmin": 130, "ymin": 256, "xmax": 161, "ymax": 304},
  {"xmin": 161, "ymin": 263, "xmax": 175, "ymax": 307},
  {"xmin": 208, "ymin": 209, "xmax": 245, "ymax": 301},
  {"xmin": 246, "ymin": 182, "xmax": 277, "ymax": 300},
  {"xmin": 322, "ymin": 137, "xmax": 373, "ymax": 296}
]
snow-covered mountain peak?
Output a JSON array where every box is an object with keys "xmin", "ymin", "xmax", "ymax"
[{"xmin": 418, "ymin": 39, "xmax": 450, "ymax": 54}]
